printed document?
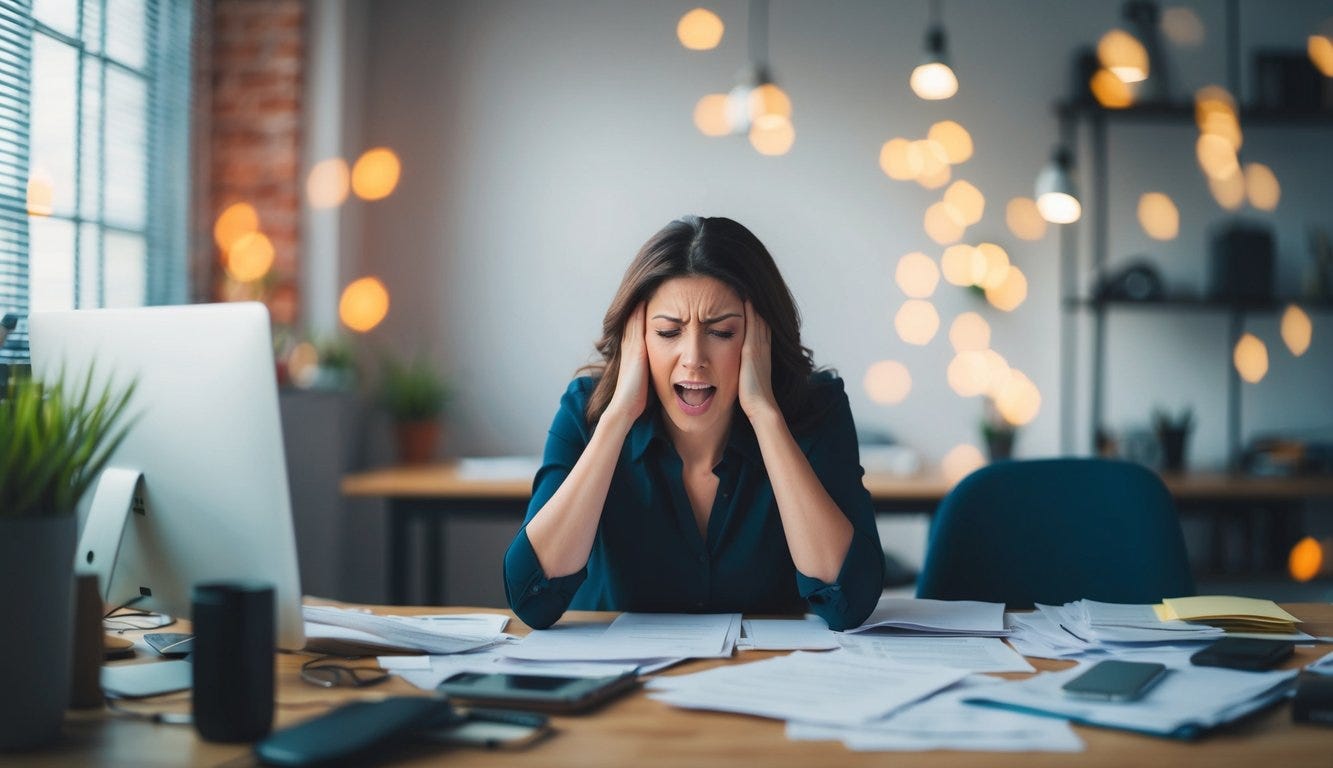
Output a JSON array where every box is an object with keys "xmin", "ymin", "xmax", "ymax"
[
  {"xmin": 647, "ymin": 650, "xmax": 968, "ymax": 726},
  {"xmin": 836, "ymin": 634, "xmax": 1034, "ymax": 673},
  {"xmin": 847, "ymin": 597, "xmax": 1008, "ymax": 636}
]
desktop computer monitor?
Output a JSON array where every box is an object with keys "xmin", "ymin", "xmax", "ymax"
[{"xmin": 29, "ymin": 302, "xmax": 305, "ymax": 649}]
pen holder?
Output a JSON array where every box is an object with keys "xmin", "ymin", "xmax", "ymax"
[{"xmin": 192, "ymin": 581, "xmax": 275, "ymax": 742}]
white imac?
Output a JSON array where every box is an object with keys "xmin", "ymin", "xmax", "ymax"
[{"xmin": 29, "ymin": 302, "xmax": 305, "ymax": 650}]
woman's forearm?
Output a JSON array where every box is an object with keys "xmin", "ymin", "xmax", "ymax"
[
  {"xmin": 524, "ymin": 412, "xmax": 634, "ymax": 577},
  {"xmin": 749, "ymin": 409, "xmax": 854, "ymax": 583}
]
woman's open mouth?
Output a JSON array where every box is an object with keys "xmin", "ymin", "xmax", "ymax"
[{"xmin": 673, "ymin": 381, "xmax": 717, "ymax": 415}]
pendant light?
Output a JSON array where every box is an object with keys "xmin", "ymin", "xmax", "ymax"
[
  {"xmin": 1035, "ymin": 147, "xmax": 1081, "ymax": 224},
  {"xmin": 910, "ymin": 0, "xmax": 958, "ymax": 101},
  {"xmin": 725, "ymin": 0, "xmax": 794, "ymax": 155}
]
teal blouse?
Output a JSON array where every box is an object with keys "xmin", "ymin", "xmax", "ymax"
[{"xmin": 503, "ymin": 372, "xmax": 884, "ymax": 631}]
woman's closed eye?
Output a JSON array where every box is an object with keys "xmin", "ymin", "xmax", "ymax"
[{"xmin": 653, "ymin": 328, "xmax": 735, "ymax": 339}]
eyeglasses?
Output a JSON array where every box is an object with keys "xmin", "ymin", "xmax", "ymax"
[{"xmin": 299, "ymin": 657, "xmax": 391, "ymax": 689}]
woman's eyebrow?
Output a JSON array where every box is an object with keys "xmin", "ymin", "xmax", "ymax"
[{"xmin": 650, "ymin": 312, "xmax": 742, "ymax": 324}]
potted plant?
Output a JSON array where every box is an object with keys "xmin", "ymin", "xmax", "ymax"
[
  {"xmin": 0, "ymin": 368, "xmax": 135, "ymax": 751},
  {"xmin": 378, "ymin": 353, "xmax": 451, "ymax": 465},
  {"xmin": 981, "ymin": 397, "xmax": 1018, "ymax": 462},
  {"xmin": 1153, "ymin": 406, "xmax": 1194, "ymax": 473}
]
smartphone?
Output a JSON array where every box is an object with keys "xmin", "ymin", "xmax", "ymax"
[
  {"xmin": 1191, "ymin": 637, "xmax": 1294, "ymax": 671},
  {"xmin": 1061, "ymin": 660, "xmax": 1168, "ymax": 702},
  {"xmin": 436, "ymin": 671, "xmax": 638, "ymax": 713}
]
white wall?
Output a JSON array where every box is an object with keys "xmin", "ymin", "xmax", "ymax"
[{"xmin": 347, "ymin": 0, "xmax": 1333, "ymax": 472}]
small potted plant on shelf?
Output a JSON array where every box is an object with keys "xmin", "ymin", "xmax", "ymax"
[
  {"xmin": 1153, "ymin": 406, "xmax": 1194, "ymax": 473},
  {"xmin": 0, "ymin": 368, "xmax": 135, "ymax": 751},
  {"xmin": 981, "ymin": 398, "xmax": 1018, "ymax": 462},
  {"xmin": 377, "ymin": 352, "xmax": 451, "ymax": 465}
]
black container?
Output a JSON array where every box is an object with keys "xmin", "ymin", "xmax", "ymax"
[
  {"xmin": 1209, "ymin": 221, "xmax": 1274, "ymax": 303},
  {"xmin": 192, "ymin": 581, "xmax": 275, "ymax": 742}
]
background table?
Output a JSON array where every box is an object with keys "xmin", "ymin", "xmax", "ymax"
[{"xmin": 343, "ymin": 463, "xmax": 1333, "ymax": 605}]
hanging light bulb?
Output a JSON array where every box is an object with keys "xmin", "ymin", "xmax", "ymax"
[
  {"xmin": 725, "ymin": 0, "xmax": 793, "ymax": 148},
  {"xmin": 1034, "ymin": 147, "xmax": 1081, "ymax": 224},
  {"xmin": 910, "ymin": 1, "xmax": 958, "ymax": 101}
]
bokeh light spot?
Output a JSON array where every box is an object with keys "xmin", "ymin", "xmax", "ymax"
[
  {"xmin": 1137, "ymin": 192, "xmax": 1180, "ymax": 240},
  {"xmin": 864, "ymin": 360, "xmax": 912, "ymax": 405},
  {"xmin": 1233, "ymin": 333, "xmax": 1269, "ymax": 383},
  {"xmin": 351, "ymin": 147, "xmax": 401, "ymax": 201},
  {"xmin": 340, "ymin": 277, "xmax": 391, "ymax": 333},
  {"xmin": 927, "ymin": 120, "xmax": 973, "ymax": 164},
  {"xmin": 949, "ymin": 311, "xmax": 991, "ymax": 352},
  {"xmin": 677, "ymin": 7, "xmax": 724, "ymax": 50},
  {"xmin": 894, "ymin": 300, "xmax": 940, "ymax": 346},
  {"xmin": 895, "ymin": 251, "xmax": 940, "ymax": 298},
  {"xmin": 1281, "ymin": 304, "xmax": 1312, "ymax": 356},
  {"xmin": 306, "ymin": 157, "xmax": 350, "ymax": 209},
  {"xmin": 1006, "ymin": 197, "xmax": 1047, "ymax": 241}
]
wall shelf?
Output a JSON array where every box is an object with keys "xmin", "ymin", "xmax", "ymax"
[{"xmin": 1055, "ymin": 100, "xmax": 1333, "ymax": 467}]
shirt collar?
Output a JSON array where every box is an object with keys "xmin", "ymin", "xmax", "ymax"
[{"xmin": 628, "ymin": 404, "xmax": 762, "ymax": 466}]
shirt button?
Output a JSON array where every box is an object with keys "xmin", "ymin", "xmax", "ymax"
[{"xmin": 530, "ymin": 585, "xmax": 542, "ymax": 595}]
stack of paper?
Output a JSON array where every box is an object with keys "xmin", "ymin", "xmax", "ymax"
[
  {"xmin": 836, "ymin": 634, "xmax": 1034, "ymax": 673},
  {"xmin": 1042, "ymin": 600, "xmax": 1224, "ymax": 644},
  {"xmin": 504, "ymin": 613, "xmax": 740, "ymax": 663},
  {"xmin": 786, "ymin": 677, "xmax": 1083, "ymax": 752},
  {"xmin": 737, "ymin": 618, "xmax": 839, "ymax": 651},
  {"xmin": 1156, "ymin": 596, "xmax": 1302, "ymax": 634},
  {"xmin": 647, "ymin": 651, "xmax": 968, "ymax": 726},
  {"xmin": 847, "ymin": 597, "xmax": 1008, "ymax": 637},
  {"xmin": 303, "ymin": 606, "xmax": 508, "ymax": 656},
  {"xmin": 966, "ymin": 654, "xmax": 1299, "ymax": 739}
]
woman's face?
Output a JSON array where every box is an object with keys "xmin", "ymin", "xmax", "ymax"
[{"xmin": 645, "ymin": 276, "xmax": 744, "ymax": 442}]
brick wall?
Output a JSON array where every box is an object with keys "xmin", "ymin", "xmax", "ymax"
[{"xmin": 203, "ymin": 0, "xmax": 304, "ymax": 326}]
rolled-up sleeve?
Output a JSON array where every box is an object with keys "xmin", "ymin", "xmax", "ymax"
[
  {"xmin": 792, "ymin": 383, "xmax": 884, "ymax": 631},
  {"xmin": 503, "ymin": 380, "xmax": 594, "ymax": 629}
]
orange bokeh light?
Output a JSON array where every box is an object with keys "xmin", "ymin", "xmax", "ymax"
[
  {"xmin": 677, "ymin": 7, "xmax": 724, "ymax": 51},
  {"xmin": 340, "ymin": 277, "xmax": 391, "ymax": 333},
  {"xmin": 352, "ymin": 148, "xmax": 402, "ymax": 201},
  {"xmin": 214, "ymin": 201, "xmax": 259, "ymax": 252},
  {"xmin": 224, "ymin": 231, "xmax": 275, "ymax": 283}
]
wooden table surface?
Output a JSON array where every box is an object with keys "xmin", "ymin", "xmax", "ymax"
[{"xmin": 18, "ymin": 602, "xmax": 1333, "ymax": 768}]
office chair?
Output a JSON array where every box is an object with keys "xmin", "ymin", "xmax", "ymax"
[{"xmin": 916, "ymin": 458, "xmax": 1196, "ymax": 608}]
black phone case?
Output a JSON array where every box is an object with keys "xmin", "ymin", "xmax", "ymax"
[
  {"xmin": 254, "ymin": 697, "xmax": 461, "ymax": 767},
  {"xmin": 1191, "ymin": 638, "xmax": 1294, "ymax": 670},
  {"xmin": 437, "ymin": 672, "xmax": 639, "ymax": 713}
]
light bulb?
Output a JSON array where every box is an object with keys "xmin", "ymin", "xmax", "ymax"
[{"xmin": 910, "ymin": 27, "xmax": 957, "ymax": 100}]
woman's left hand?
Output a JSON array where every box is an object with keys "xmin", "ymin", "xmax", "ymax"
[{"xmin": 739, "ymin": 301, "xmax": 779, "ymax": 421}]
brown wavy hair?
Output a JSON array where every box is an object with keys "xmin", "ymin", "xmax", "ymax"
[{"xmin": 582, "ymin": 216, "xmax": 818, "ymax": 430}]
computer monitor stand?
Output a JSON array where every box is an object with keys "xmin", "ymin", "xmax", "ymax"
[
  {"xmin": 78, "ymin": 467, "xmax": 146, "ymax": 603},
  {"xmin": 81, "ymin": 468, "xmax": 194, "ymax": 698}
]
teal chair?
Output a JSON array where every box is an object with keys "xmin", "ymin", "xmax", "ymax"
[{"xmin": 916, "ymin": 459, "xmax": 1195, "ymax": 608}]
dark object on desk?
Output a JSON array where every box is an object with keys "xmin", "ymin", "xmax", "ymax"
[
  {"xmin": 70, "ymin": 573, "xmax": 106, "ymax": 708},
  {"xmin": 1254, "ymin": 50, "xmax": 1327, "ymax": 112},
  {"xmin": 1093, "ymin": 260, "xmax": 1164, "ymax": 302},
  {"xmin": 1062, "ymin": 660, "xmax": 1168, "ymax": 702},
  {"xmin": 422, "ymin": 708, "xmax": 551, "ymax": 749},
  {"xmin": 1210, "ymin": 221, "xmax": 1275, "ymax": 303},
  {"xmin": 1242, "ymin": 437, "xmax": 1333, "ymax": 476},
  {"xmin": 438, "ymin": 671, "xmax": 639, "ymax": 714},
  {"xmin": 103, "ymin": 633, "xmax": 135, "ymax": 661},
  {"xmin": 256, "ymin": 697, "xmax": 461, "ymax": 767},
  {"xmin": 192, "ymin": 581, "xmax": 274, "ymax": 743},
  {"xmin": 145, "ymin": 631, "xmax": 196, "ymax": 658},
  {"xmin": 1293, "ymin": 673, "xmax": 1333, "ymax": 725},
  {"xmin": 1190, "ymin": 637, "xmax": 1294, "ymax": 671},
  {"xmin": 916, "ymin": 458, "xmax": 1195, "ymax": 608}
]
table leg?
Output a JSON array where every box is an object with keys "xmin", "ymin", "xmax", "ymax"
[
  {"xmin": 388, "ymin": 501, "xmax": 409, "ymax": 605},
  {"xmin": 426, "ymin": 511, "xmax": 444, "ymax": 606}
]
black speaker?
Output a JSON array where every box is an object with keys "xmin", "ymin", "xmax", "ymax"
[
  {"xmin": 1209, "ymin": 221, "xmax": 1274, "ymax": 303},
  {"xmin": 192, "ymin": 581, "xmax": 275, "ymax": 742}
]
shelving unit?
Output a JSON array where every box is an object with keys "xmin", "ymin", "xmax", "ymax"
[{"xmin": 1054, "ymin": 100, "xmax": 1333, "ymax": 467}]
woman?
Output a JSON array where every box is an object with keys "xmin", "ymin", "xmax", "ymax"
[{"xmin": 503, "ymin": 216, "xmax": 883, "ymax": 630}]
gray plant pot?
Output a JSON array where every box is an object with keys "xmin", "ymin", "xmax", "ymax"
[{"xmin": 0, "ymin": 515, "xmax": 76, "ymax": 751}]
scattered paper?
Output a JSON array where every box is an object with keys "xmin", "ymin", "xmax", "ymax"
[
  {"xmin": 647, "ymin": 650, "xmax": 968, "ymax": 726},
  {"xmin": 837, "ymin": 634, "xmax": 1034, "ymax": 673},
  {"xmin": 741, "ymin": 618, "xmax": 839, "ymax": 651},
  {"xmin": 505, "ymin": 614, "xmax": 739, "ymax": 662},
  {"xmin": 303, "ymin": 606, "xmax": 509, "ymax": 655},
  {"xmin": 786, "ymin": 676, "xmax": 1083, "ymax": 752},
  {"xmin": 847, "ymin": 597, "xmax": 1008, "ymax": 636}
]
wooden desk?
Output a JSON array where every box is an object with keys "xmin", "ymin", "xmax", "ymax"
[
  {"xmin": 343, "ymin": 463, "xmax": 1333, "ymax": 605},
  {"xmin": 21, "ymin": 603, "xmax": 1333, "ymax": 768}
]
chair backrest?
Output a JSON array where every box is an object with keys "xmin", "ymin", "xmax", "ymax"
[{"xmin": 916, "ymin": 458, "xmax": 1195, "ymax": 608}]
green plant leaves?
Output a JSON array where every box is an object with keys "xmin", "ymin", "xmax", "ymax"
[{"xmin": 0, "ymin": 368, "xmax": 137, "ymax": 518}]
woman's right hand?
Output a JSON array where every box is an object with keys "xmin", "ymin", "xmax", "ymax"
[{"xmin": 604, "ymin": 302, "xmax": 649, "ymax": 427}]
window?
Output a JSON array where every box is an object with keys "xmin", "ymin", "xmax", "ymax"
[{"xmin": 0, "ymin": 0, "xmax": 191, "ymax": 364}]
